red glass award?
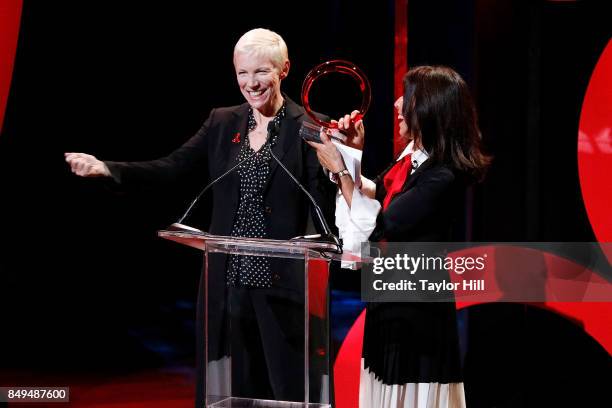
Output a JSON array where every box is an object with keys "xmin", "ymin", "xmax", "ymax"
[{"xmin": 300, "ymin": 60, "xmax": 371, "ymax": 144}]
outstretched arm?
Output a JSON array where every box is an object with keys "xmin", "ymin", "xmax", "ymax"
[{"xmin": 63, "ymin": 109, "xmax": 214, "ymax": 188}]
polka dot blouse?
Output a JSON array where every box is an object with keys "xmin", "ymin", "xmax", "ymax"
[{"xmin": 226, "ymin": 103, "xmax": 286, "ymax": 288}]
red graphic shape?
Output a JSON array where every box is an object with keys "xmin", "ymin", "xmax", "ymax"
[
  {"xmin": 0, "ymin": 0, "xmax": 23, "ymax": 133},
  {"xmin": 578, "ymin": 39, "xmax": 612, "ymax": 247}
]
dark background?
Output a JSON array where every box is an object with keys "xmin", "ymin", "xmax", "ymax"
[{"xmin": 0, "ymin": 0, "xmax": 610, "ymax": 406}]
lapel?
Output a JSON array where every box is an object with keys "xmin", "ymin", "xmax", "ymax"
[
  {"xmin": 264, "ymin": 96, "xmax": 303, "ymax": 191},
  {"xmin": 225, "ymin": 103, "xmax": 250, "ymax": 173},
  {"xmin": 400, "ymin": 158, "xmax": 435, "ymax": 193},
  {"xmin": 217, "ymin": 104, "xmax": 249, "ymax": 232}
]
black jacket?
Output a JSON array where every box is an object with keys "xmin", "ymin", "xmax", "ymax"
[
  {"xmin": 370, "ymin": 160, "xmax": 466, "ymax": 242},
  {"xmin": 105, "ymin": 96, "xmax": 335, "ymax": 239}
]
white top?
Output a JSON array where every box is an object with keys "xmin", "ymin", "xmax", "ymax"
[
  {"xmin": 334, "ymin": 141, "xmax": 428, "ymax": 268},
  {"xmin": 399, "ymin": 141, "xmax": 429, "ymax": 171}
]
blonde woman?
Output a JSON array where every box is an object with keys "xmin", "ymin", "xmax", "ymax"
[{"xmin": 66, "ymin": 28, "xmax": 334, "ymax": 406}]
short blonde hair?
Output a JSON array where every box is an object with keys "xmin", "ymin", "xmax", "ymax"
[{"xmin": 233, "ymin": 28, "xmax": 289, "ymax": 71}]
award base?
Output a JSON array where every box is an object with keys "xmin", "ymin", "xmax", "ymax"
[{"xmin": 299, "ymin": 121, "xmax": 347, "ymax": 144}]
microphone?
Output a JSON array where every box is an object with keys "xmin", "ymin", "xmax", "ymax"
[
  {"xmin": 171, "ymin": 124, "xmax": 274, "ymax": 229},
  {"xmin": 265, "ymin": 121, "xmax": 342, "ymax": 254}
]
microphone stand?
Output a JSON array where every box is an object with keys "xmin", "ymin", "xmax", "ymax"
[
  {"xmin": 169, "ymin": 120, "xmax": 342, "ymax": 255},
  {"xmin": 266, "ymin": 125, "xmax": 342, "ymax": 254},
  {"xmin": 170, "ymin": 134, "xmax": 271, "ymax": 230}
]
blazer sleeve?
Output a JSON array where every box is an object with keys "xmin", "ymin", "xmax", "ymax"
[
  {"xmin": 369, "ymin": 166, "xmax": 455, "ymax": 241},
  {"xmin": 104, "ymin": 109, "xmax": 216, "ymax": 189}
]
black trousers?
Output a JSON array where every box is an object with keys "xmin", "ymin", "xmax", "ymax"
[{"xmin": 195, "ymin": 257, "xmax": 328, "ymax": 407}]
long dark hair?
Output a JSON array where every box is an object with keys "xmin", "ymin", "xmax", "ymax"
[{"xmin": 402, "ymin": 66, "xmax": 491, "ymax": 181}]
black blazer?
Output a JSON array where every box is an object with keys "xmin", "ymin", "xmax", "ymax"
[
  {"xmin": 105, "ymin": 96, "xmax": 335, "ymax": 240},
  {"xmin": 369, "ymin": 160, "xmax": 466, "ymax": 242}
]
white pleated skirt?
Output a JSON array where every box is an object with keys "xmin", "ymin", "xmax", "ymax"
[{"xmin": 359, "ymin": 359, "xmax": 466, "ymax": 408}]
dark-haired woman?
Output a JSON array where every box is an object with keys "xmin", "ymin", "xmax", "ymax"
[{"xmin": 308, "ymin": 65, "xmax": 490, "ymax": 407}]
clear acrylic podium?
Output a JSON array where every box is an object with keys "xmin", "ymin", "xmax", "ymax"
[{"xmin": 159, "ymin": 228, "xmax": 350, "ymax": 408}]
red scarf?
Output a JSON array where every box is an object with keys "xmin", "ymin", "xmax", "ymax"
[{"xmin": 382, "ymin": 154, "xmax": 412, "ymax": 210}]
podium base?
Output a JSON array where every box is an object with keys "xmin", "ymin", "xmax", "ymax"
[{"xmin": 208, "ymin": 397, "xmax": 331, "ymax": 408}]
